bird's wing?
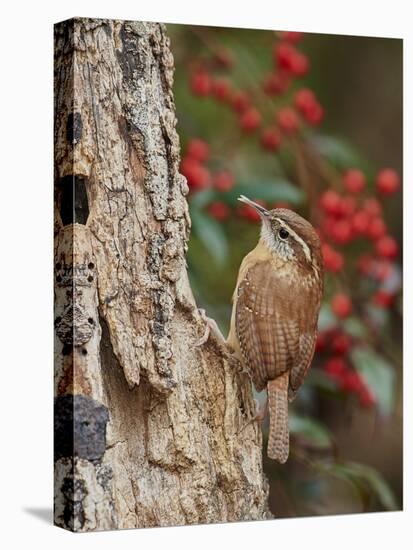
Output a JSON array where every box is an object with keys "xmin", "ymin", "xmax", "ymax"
[
  {"xmin": 235, "ymin": 261, "xmax": 301, "ymax": 392},
  {"xmin": 288, "ymin": 331, "xmax": 317, "ymax": 401},
  {"xmin": 288, "ymin": 271, "xmax": 322, "ymax": 399}
]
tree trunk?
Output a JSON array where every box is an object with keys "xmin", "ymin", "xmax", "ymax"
[{"xmin": 54, "ymin": 17, "xmax": 269, "ymax": 532}]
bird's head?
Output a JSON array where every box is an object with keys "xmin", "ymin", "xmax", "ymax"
[{"xmin": 238, "ymin": 195, "xmax": 322, "ymax": 271}]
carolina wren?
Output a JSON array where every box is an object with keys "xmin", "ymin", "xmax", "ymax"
[{"xmin": 227, "ymin": 195, "xmax": 324, "ymax": 463}]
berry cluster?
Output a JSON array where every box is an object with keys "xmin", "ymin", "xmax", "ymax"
[
  {"xmin": 180, "ymin": 138, "xmax": 235, "ymax": 194},
  {"xmin": 316, "ymin": 166, "xmax": 400, "ymax": 407},
  {"xmin": 184, "ymin": 33, "xmax": 330, "ymax": 226},
  {"xmin": 317, "ymin": 177, "xmax": 399, "ymax": 284},
  {"xmin": 189, "ymin": 31, "xmax": 324, "ymax": 165},
  {"xmin": 319, "ymin": 188, "xmax": 398, "ymax": 253},
  {"xmin": 317, "ymin": 330, "xmax": 376, "ymax": 408},
  {"xmin": 318, "ymin": 167, "xmax": 400, "ymax": 314},
  {"xmin": 180, "ymin": 135, "xmax": 292, "ymax": 223},
  {"xmin": 180, "ymin": 138, "xmax": 211, "ymax": 191}
]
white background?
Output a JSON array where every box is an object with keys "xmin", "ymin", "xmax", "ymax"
[{"xmin": 0, "ymin": 0, "xmax": 410, "ymax": 548}]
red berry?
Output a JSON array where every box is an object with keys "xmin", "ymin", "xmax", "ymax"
[
  {"xmin": 186, "ymin": 138, "xmax": 209, "ymax": 162},
  {"xmin": 340, "ymin": 370, "xmax": 363, "ymax": 393},
  {"xmin": 363, "ymin": 197, "xmax": 382, "ymax": 217},
  {"xmin": 304, "ymin": 101, "xmax": 324, "ymax": 125},
  {"xmin": 330, "ymin": 219, "xmax": 353, "ymax": 244},
  {"xmin": 207, "ymin": 201, "xmax": 230, "ymax": 221},
  {"xmin": 181, "ymin": 158, "xmax": 210, "ymax": 191},
  {"xmin": 240, "ymin": 108, "xmax": 261, "ymax": 132},
  {"xmin": 331, "ymin": 293, "xmax": 352, "ymax": 318},
  {"xmin": 323, "ymin": 357, "xmax": 348, "ymax": 379},
  {"xmin": 331, "ymin": 332, "xmax": 352, "ymax": 355},
  {"xmin": 261, "ymin": 127, "xmax": 282, "ymax": 151},
  {"xmin": 273, "ymin": 42, "xmax": 309, "ymax": 75},
  {"xmin": 366, "ymin": 217, "xmax": 387, "ymax": 240},
  {"xmin": 322, "ymin": 243, "xmax": 344, "ymax": 272},
  {"xmin": 211, "ymin": 78, "xmax": 232, "ymax": 102},
  {"xmin": 294, "ymin": 88, "xmax": 324, "ymax": 124},
  {"xmin": 376, "ymin": 168, "xmax": 400, "ymax": 195},
  {"xmin": 294, "ymin": 88, "xmax": 316, "ymax": 111},
  {"xmin": 358, "ymin": 385, "xmax": 376, "ymax": 408},
  {"xmin": 320, "ymin": 190, "xmax": 342, "ymax": 216},
  {"xmin": 339, "ymin": 196, "xmax": 356, "ymax": 217},
  {"xmin": 373, "ymin": 290, "xmax": 394, "ymax": 308},
  {"xmin": 276, "ymin": 107, "xmax": 300, "ymax": 134},
  {"xmin": 343, "ymin": 169, "xmax": 366, "ymax": 194},
  {"xmin": 190, "ymin": 72, "xmax": 211, "ymax": 96},
  {"xmin": 315, "ymin": 331, "xmax": 328, "ymax": 353},
  {"xmin": 231, "ymin": 91, "xmax": 250, "ymax": 113},
  {"xmin": 263, "ymin": 72, "xmax": 290, "ymax": 95},
  {"xmin": 376, "ymin": 235, "xmax": 398, "ymax": 259},
  {"xmin": 213, "ymin": 170, "xmax": 235, "ymax": 192},
  {"xmin": 352, "ymin": 211, "xmax": 370, "ymax": 235},
  {"xmin": 289, "ymin": 51, "xmax": 309, "ymax": 76},
  {"xmin": 274, "ymin": 42, "xmax": 296, "ymax": 70},
  {"xmin": 280, "ymin": 31, "xmax": 303, "ymax": 43}
]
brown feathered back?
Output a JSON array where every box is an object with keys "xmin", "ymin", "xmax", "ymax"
[{"xmin": 234, "ymin": 253, "xmax": 321, "ymax": 394}]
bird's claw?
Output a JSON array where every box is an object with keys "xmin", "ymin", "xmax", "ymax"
[
  {"xmin": 195, "ymin": 310, "xmax": 247, "ymax": 376},
  {"xmin": 195, "ymin": 308, "xmax": 226, "ymax": 347}
]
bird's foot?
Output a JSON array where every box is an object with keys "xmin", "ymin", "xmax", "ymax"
[
  {"xmin": 195, "ymin": 308, "xmax": 227, "ymax": 347},
  {"xmin": 195, "ymin": 309, "xmax": 247, "ymax": 373}
]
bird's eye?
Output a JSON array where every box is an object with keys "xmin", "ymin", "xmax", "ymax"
[{"xmin": 279, "ymin": 228, "xmax": 289, "ymax": 240}]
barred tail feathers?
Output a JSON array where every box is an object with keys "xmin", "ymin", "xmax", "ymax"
[{"xmin": 267, "ymin": 372, "xmax": 289, "ymax": 463}]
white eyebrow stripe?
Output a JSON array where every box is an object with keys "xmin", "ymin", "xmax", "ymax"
[{"xmin": 275, "ymin": 218, "xmax": 312, "ymax": 262}]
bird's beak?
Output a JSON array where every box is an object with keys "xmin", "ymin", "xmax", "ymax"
[{"xmin": 238, "ymin": 195, "xmax": 269, "ymax": 218}]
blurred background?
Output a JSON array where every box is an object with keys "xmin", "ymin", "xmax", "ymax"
[{"xmin": 167, "ymin": 23, "xmax": 402, "ymax": 517}]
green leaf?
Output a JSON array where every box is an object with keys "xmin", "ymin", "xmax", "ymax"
[
  {"xmin": 227, "ymin": 179, "xmax": 305, "ymax": 205},
  {"xmin": 317, "ymin": 303, "xmax": 336, "ymax": 331},
  {"xmin": 189, "ymin": 188, "xmax": 217, "ymax": 210},
  {"xmin": 310, "ymin": 134, "xmax": 365, "ymax": 169},
  {"xmin": 289, "ymin": 413, "xmax": 333, "ymax": 449},
  {"xmin": 366, "ymin": 303, "xmax": 390, "ymax": 328},
  {"xmin": 324, "ymin": 462, "xmax": 398, "ymax": 511},
  {"xmin": 351, "ymin": 347, "xmax": 396, "ymax": 416},
  {"xmin": 305, "ymin": 369, "xmax": 340, "ymax": 394},
  {"xmin": 188, "ymin": 179, "xmax": 304, "ymax": 210},
  {"xmin": 342, "ymin": 317, "xmax": 368, "ymax": 339},
  {"xmin": 190, "ymin": 209, "xmax": 229, "ymax": 266}
]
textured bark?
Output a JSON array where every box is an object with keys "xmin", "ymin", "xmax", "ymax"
[{"xmin": 54, "ymin": 18, "xmax": 269, "ymax": 532}]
